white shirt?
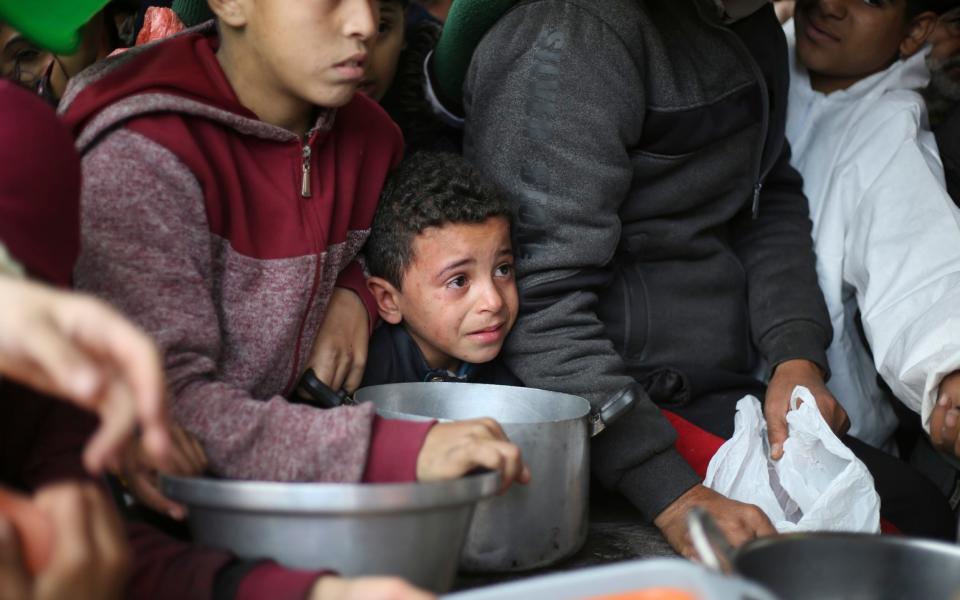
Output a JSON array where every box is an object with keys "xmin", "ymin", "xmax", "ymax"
[{"xmin": 785, "ymin": 21, "xmax": 960, "ymax": 448}]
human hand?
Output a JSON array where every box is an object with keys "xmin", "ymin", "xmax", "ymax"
[
  {"xmin": 0, "ymin": 483, "xmax": 130, "ymax": 600},
  {"xmin": 306, "ymin": 288, "xmax": 370, "ymax": 394},
  {"xmin": 653, "ymin": 484, "xmax": 776, "ymax": 559},
  {"xmin": 309, "ymin": 576, "xmax": 435, "ymax": 600},
  {"xmin": 765, "ymin": 359, "xmax": 849, "ymax": 460},
  {"xmin": 119, "ymin": 424, "xmax": 207, "ymax": 520},
  {"xmin": 416, "ymin": 419, "xmax": 532, "ymax": 494},
  {"xmin": 929, "ymin": 371, "xmax": 960, "ymax": 457},
  {"xmin": 0, "ymin": 276, "xmax": 170, "ymax": 474}
]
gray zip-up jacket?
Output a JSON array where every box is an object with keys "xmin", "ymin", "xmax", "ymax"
[{"xmin": 464, "ymin": 0, "xmax": 831, "ymax": 519}]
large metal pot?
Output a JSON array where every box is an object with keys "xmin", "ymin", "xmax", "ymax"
[
  {"xmin": 356, "ymin": 382, "xmax": 597, "ymax": 572},
  {"xmin": 689, "ymin": 507, "xmax": 960, "ymax": 599},
  {"xmin": 160, "ymin": 471, "xmax": 498, "ymax": 592}
]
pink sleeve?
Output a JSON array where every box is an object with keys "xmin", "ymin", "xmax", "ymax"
[
  {"xmin": 362, "ymin": 416, "xmax": 436, "ymax": 483},
  {"xmin": 335, "ymin": 260, "xmax": 379, "ymax": 334}
]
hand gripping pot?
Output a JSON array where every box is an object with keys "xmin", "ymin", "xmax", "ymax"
[{"xmin": 356, "ymin": 382, "xmax": 634, "ymax": 572}]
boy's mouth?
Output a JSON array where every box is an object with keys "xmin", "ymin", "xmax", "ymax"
[
  {"xmin": 334, "ymin": 53, "xmax": 367, "ymax": 81},
  {"xmin": 802, "ymin": 15, "xmax": 841, "ymax": 45},
  {"xmin": 468, "ymin": 323, "xmax": 505, "ymax": 344}
]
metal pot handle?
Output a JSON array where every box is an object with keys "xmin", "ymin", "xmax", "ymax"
[
  {"xmin": 589, "ymin": 384, "xmax": 638, "ymax": 437},
  {"xmin": 687, "ymin": 506, "xmax": 737, "ymax": 575}
]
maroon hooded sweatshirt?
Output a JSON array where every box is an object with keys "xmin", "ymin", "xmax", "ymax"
[
  {"xmin": 0, "ymin": 79, "xmax": 325, "ymax": 599},
  {"xmin": 59, "ymin": 24, "xmax": 432, "ymax": 483}
]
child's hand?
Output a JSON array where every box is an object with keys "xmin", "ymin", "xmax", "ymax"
[
  {"xmin": 0, "ymin": 483, "xmax": 130, "ymax": 600},
  {"xmin": 118, "ymin": 424, "xmax": 207, "ymax": 520},
  {"xmin": 306, "ymin": 288, "xmax": 369, "ymax": 394},
  {"xmin": 930, "ymin": 371, "xmax": 960, "ymax": 457},
  {"xmin": 416, "ymin": 419, "xmax": 532, "ymax": 494},
  {"xmin": 309, "ymin": 576, "xmax": 435, "ymax": 600}
]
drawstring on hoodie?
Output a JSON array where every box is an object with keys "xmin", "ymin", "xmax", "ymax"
[{"xmin": 301, "ymin": 144, "xmax": 312, "ymax": 198}]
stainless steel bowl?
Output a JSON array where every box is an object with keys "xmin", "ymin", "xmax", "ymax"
[
  {"xmin": 160, "ymin": 471, "xmax": 499, "ymax": 592},
  {"xmin": 356, "ymin": 382, "xmax": 592, "ymax": 573}
]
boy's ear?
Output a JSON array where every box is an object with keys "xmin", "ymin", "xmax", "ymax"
[
  {"xmin": 901, "ymin": 11, "xmax": 939, "ymax": 59},
  {"xmin": 366, "ymin": 276, "xmax": 404, "ymax": 325},
  {"xmin": 207, "ymin": 0, "xmax": 248, "ymax": 28}
]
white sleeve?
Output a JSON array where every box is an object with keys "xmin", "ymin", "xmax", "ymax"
[{"xmin": 842, "ymin": 110, "xmax": 960, "ymax": 433}]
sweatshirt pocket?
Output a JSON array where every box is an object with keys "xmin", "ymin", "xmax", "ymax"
[{"xmin": 596, "ymin": 259, "xmax": 649, "ymax": 361}]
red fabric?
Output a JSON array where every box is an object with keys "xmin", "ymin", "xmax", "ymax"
[
  {"xmin": 362, "ymin": 416, "xmax": 436, "ymax": 483},
  {"xmin": 336, "ymin": 261, "xmax": 380, "ymax": 335},
  {"xmin": 663, "ymin": 409, "xmax": 901, "ymax": 534},
  {"xmin": 235, "ymin": 562, "xmax": 323, "ymax": 600},
  {"xmin": 136, "ymin": 7, "xmax": 187, "ymax": 45},
  {"xmin": 662, "ymin": 409, "xmax": 724, "ymax": 479},
  {"xmin": 0, "ymin": 81, "xmax": 80, "ymax": 287}
]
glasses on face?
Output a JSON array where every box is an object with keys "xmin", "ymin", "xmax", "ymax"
[{"xmin": 940, "ymin": 8, "xmax": 960, "ymax": 38}]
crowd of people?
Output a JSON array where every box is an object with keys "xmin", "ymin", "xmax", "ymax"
[{"xmin": 1, "ymin": 0, "xmax": 959, "ymax": 597}]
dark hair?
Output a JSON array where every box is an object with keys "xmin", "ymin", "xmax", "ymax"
[
  {"xmin": 906, "ymin": 0, "xmax": 956, "ymax": 19},
  {"xmin": 366, "ymin": 152, "xmax": 512, "ymax": 289}
]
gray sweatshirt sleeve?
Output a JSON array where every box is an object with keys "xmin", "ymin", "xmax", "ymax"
[
  {"xmin": 464, "ymin": 0, "xmax": 700, "ymax": 520},
  {"xmin": 730, "ymin": 141, "xmax": 832, "ymax": 378}
]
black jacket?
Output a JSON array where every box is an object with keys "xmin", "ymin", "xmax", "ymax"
[
  {"xmin": 935, "ymin": 105, "xmax": 960, "ymax": 208},
  {"xmin": 360, "ymin": 323, "xmax": 523, "ymax": 387},
  {"xmin": 463, "ymin": 0, "xmax": 831, "ymax": 519}
]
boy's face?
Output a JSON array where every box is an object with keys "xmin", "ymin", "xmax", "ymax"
[
  {"xmin": 358, "ymin": 1, "xmax": 405, "ymax": 102},
  {"xmin": 794, "ymin": 0, "xmax": 911, "ymax": 88},
  {"xmin": 380, "ymin": 217, "xmax": 519, "ymax": 371},
  {"xmin": 927, "ymin": 8, "xmax": 960, "ymax": 100},
  {"xmin": 231, "ymin": 0, "xmax": 379, "ymax": 109}
]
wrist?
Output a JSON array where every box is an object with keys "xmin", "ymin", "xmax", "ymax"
[{"xmin": 773, "ymin": 358, "xmax": 824, "ymax": 380}]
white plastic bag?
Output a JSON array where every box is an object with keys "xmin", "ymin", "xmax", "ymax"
[{"xmin": 704, "ymin": 386, "xmax": 880, "ymax": 533}]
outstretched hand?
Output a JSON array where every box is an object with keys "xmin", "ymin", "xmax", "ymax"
[
  {"xmin": 929, "ymin": 371, "xmax": 960, "ymax": 457},
  {"xmin": 306, "ymin": 288, "xmax": 370, "ymax": 394},
  {"xmin": 0, "ymin": 276, "xmax": 170, "ymax": 474}
]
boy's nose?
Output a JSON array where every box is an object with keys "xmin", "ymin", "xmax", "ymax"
[
  {"xmin": 816, "ymin": 0, "xmax": 847, "ymax": 19},
  {"xmin": 342, "ymin": 0, "xmax": 378, "ymax": 42},
  {"xmin": 478, "ymin": 280, "xmax": 505, "ymax": 313}
]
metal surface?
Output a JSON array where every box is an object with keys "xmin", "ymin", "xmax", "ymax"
[
  {"xmin": 444, "ymin": 558, "xmax": 779, "ymax": 600},
  {"xmin": 161, "ymin": 471, "xmax": 499, "ymax": 592},
  {"xmin": 356, "ymin": 382, "xmax": 592, "ymax": 573},
  {"xmin": 690, "ymin": 509, "xmax": 960, "ymax": 600}
]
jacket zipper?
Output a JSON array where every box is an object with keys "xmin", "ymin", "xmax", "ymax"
[
  {"xmin": 286, "ymin": 137, "xmax": 321, "ymax": 392},
  {"xmin": 300, "ymin": 143, "xmax": 312, "ymax": 198},
  {"xmin": 695, "ymin": 0, "xmax": 771, "ymax": 219}
]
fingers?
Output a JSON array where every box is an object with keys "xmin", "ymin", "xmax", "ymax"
[
  {"xmin": 343, "ymin": 355, "xmax": 366, "ymax": 394},
  {"xmin": 169, "ymin": 425, "xmax": 207, "ymax": 476},
  {"xmin": 126, "ymin": 468, "xmax": 187, "ymax": 520},
  {"xmin": 14, "ymin": 320, "xmax": 102, "ymax": 404},
  {"xmin": 416, "ymin": 419, "xmax": 529, "ymax": 490},
  {"xmin": 83, "ymin": 376, "xmax": 137, "ymax": 474},
  {"xmin": 930, "ymin": 400, "xmax": 948, "ymax": 448},
  {"xmin": 765, "ymin": 412, "xmax": 788, "ymax": 461}
]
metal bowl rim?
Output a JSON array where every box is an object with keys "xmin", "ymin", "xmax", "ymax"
[
  {"xmin": 160, "ymin": 470, "xmax": 499, "ymax": 514},
  {"xmin": 356, "ymin": 382, "xmax": 591, "ymax": 425},
  {"xmin": 740, "ymin": 531, "xmax": 960, "ymax": 559}
]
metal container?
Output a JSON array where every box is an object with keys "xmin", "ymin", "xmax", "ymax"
[
  {"xmin": 443, "ymin": 558, "xmax": 779, "ymax": 600},
  {"xmin": 689, "ymin": 507, "xmax": 960, "ymax": 599},
  {"xmin": 356, "ymin": 382, "xmax": 592, "ymax": 572},
  {"xmin": 160, "ymin": 471, "xmax": 499, "ymax": 592}
]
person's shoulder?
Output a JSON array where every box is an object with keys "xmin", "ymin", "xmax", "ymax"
[{"xmin": 843, "ymin": 91, "xmax": 926, "ymax": 158}]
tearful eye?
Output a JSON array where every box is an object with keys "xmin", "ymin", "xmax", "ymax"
[
  {"xmin": 495, "ymin": 263, "xmax": 514, "ymax": 277},
  {"xmin": 447, "ymin": 275, "xmax": 467, "ymax": 289}
]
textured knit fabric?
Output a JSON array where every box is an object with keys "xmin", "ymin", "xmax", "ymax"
[
  {"xmin": 171, "ymin": 0, "xmax": 213, "ymax": 27},
  {"xmin": 464, "ymin": 0, "xmax": 831, "ymax": 519},
  {"xmin": 59, "ymin": 25, "xmax": 422, "ymax": 483},
  {"xmin": 785, "ymin": 22, "xmax": 960, "ymax": 446}
]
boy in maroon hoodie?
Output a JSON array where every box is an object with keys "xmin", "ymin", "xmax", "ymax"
[{"xmin": 60, "ymin": 0, "xmax": 528, "ymax": 491}]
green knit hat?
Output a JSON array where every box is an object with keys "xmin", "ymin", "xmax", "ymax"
[
  {"xmin": 171, "ymin": 0, "xmax": 214, "ymax": 28},
  {"xmin": 0, "ymin": 0, "xmax": 110, "ymax": 54}
]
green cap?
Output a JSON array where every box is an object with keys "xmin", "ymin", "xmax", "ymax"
[{"xmin": 0, "ymin": 0, "xmax": 110, "ymax": 54}]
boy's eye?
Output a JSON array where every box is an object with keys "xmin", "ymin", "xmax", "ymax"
[
  {"xmin": 447, "ymin": 275, "xmax": 467, "ymax": 289},
  {"xmin": 494, "ymin": 263, "xmax": 514, "ymax": 278},
  {"xmin": 863, "ymin": 0, "xmax": 888, "ymax": 7}
]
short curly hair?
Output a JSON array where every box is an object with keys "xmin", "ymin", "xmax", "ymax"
[{"xmin": 365, "ymin": 152, "xmax": 512, "ymax": 289}]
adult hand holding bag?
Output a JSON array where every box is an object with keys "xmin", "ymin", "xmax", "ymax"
[{"xmin": 705, "ymin": 386, "xmax": 880, "ymax": 533}]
